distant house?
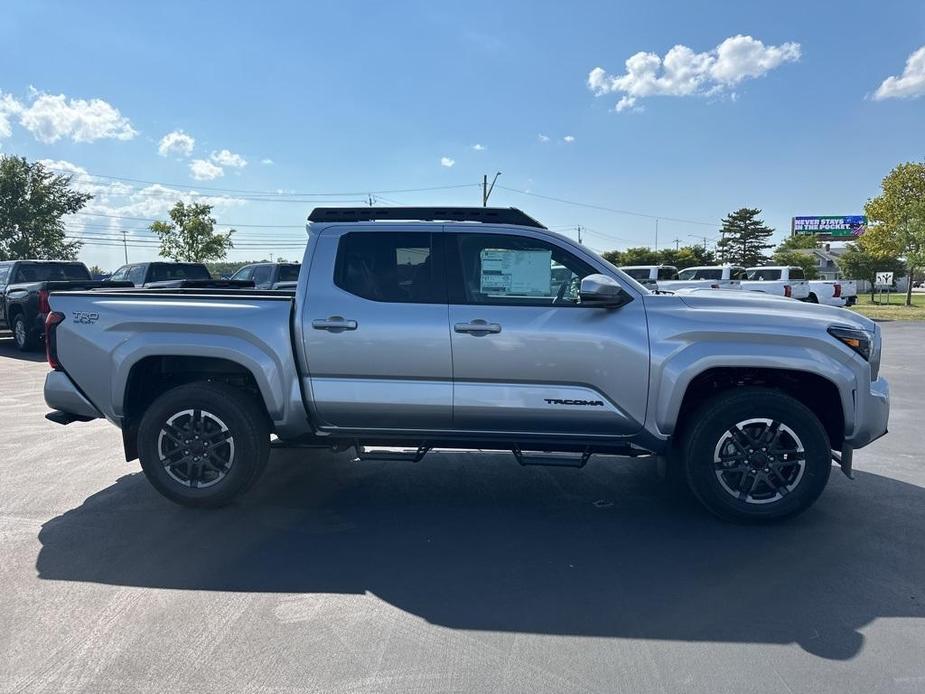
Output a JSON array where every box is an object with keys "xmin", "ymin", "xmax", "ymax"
[{"xmin": 794, "ymin": 244, "xmax": 844, "ymax": 280}]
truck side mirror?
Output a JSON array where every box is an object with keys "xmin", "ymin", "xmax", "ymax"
[{"xmin": 579, "ymin": 274, "xmax": 633, "ymax": 308}]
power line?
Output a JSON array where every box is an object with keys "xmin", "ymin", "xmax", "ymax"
[
  {"xmin": 49, "ymin": 167, "xmax": 481, "ymax": 197},
  {"xmin": 72, "ymin": 211, "xmax": 306, "ymax": 228},
  {"xmin": 496, "ymin": 185, "xmax": 716, "ymax": 227}
]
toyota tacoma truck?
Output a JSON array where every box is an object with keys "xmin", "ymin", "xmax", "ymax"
[{"xmin": 41, "ymin": 207, "xmax": 890, "ymax": 522}]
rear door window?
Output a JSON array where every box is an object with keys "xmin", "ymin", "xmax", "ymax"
[
  {"xmin": 334, "ymin": 232, "xmax": 441, "ymax": 303},
  {"xmin": 126, "ymin": 265, "xmax": 146, "ymax": 285},
  {"xmin": 657, "ymin": 267, "xmax": 679, "ymax": 280},
  {"xmin": 252, "ymin": 265, "xmax": 273, "ymax": 286},
  {"xmin": 789, "ymin": 267, "xmax": 805, "ymax": 279},
  {"xmin": 277, "ymin": 265, "xmax": 301, "ymax": 282}
]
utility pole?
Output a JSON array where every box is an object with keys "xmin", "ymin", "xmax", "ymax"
[
  {"xmin": 576, "ymin": 225, "xmax": 583, "ymax": 245},
  {"xmin": 122, "ymin": 230, "xmax": 128, "ymax": 264},
  {"xmin": 367, "ymin": 194, "xmax": 375, "ymax": 207},
  {"xmin": 482, "ymin": 171, "xmax": 501, "ymax": 207},
  {"xmin": 654, "ymin": 218, "xmax": 659, "ymax": 251},
  {"xmin": 673, "ymin": 238, "xmax": 681, "ymax": 250}
]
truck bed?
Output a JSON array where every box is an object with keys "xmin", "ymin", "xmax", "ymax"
[{"xmin": 46, "ymin": 287, "xmax": 307, "ymax": 436}]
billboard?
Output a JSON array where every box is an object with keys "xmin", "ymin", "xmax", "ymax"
[{"xmin": 792, "ymin": 215, "xmax": 867, "ymax": 240}]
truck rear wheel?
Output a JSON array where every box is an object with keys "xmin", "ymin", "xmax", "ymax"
[
  {"xmin": 137, "ymin": 381, "xmax": 270, "ymax": 508},
  {"xmin": 680, "ymin": 387, "xmax": 832, "ymax": 522}
]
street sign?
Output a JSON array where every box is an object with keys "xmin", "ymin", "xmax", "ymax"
[{"xmin": 875, "ymin": 271, "xmax": 893, "ymax": 288}]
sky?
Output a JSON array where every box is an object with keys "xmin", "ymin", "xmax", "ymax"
[{"xmin": 1, "ymin": 0, "xmax": 924, "ymax": 270}]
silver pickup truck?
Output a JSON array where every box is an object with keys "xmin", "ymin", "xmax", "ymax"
[{"xmin": 43, "ymin": 207, "xmax": 890, "ymax": 522}]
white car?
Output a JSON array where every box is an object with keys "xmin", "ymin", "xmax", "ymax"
[{"xmin": 742, "ymin": 266, "xmax": 811, "ymax": 300}]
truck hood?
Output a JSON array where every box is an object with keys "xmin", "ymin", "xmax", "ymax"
[{"xmin": 668, "ymin": 288, "xmax": 876, "ymax": 333}]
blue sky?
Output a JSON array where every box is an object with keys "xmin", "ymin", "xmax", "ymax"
[{"xmin": 1, "ymin": 0, "xmax": 924, "ymax": 269}]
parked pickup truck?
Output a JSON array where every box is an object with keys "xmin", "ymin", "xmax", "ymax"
[
  {"xmin": 619, "ymin": 265, "xmax": 679, "ymax": 289},
  {"xmin": 839, "ymin": 279, "xmax": 858, "ymax": 307},
  {"xmin": 807, "ymin": 280, "xmax": 846, "ymax": 307},
  {"xmin": 230, "ymin": 262, "xmax": 301, "ymax": 289},
  {"xmin": 0, "ymin": 260, "xmax": 130, "ymax": 351},
  {"xmin": 108, "ymin": 261, "xmax": 212, "ymax": 287},
  {"xmin": 742, "ymin": 266, "xmax": 811, "ymax": 300},
  {"xmin": 655, "ymin": 265, "xmax": 745, "ymax": 291},
  {"xmin": 43, "ymin": 207, "xmax": 890, "ymax": 522}
]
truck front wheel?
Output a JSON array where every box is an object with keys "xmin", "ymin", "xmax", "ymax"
[
  {"xmin": 137, "ymin": 382, "xmax": 270, "ymax": 508},
  {"xmin": 680, "ymin": 387, "xmax": 832, "ymax": 522},
  {"xmin": 12, "ymin": 314, "xmax": 37, "ymax": 351}
]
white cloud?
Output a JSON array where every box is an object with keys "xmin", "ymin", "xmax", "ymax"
[
  {"xmin": 873, "ymin": 46, "xmax": 925, "ymax": 100},
  {"xmin": 158, "ymin": 130, "xmax": 195, "ymax": 157},
  {"xmin": 538, "ymin": 133, "xmax": 550, "ymax": 142},
  {"xmin": 588, "ymin": 35, "xmax": 800, "ymax": 111},
  {"xmin": 472, "ymin": 143, "xmax": 486, "ymax": 151},
  {"xmin": 0, "ymin": 93, "xmax": 23, "ymax": 139},
  {"xmin": 210, "ymin": 148, "xmax": 247, "ymax": 168},
  {"xmin": 16, "ymin": 91, "xmax": 137, "ymax": 143},
  {"xmin": 261, "ymin": 158, "xmax": 274, "ymax": 165},
  {"xmin": 440, "ymin": 156, "xmax": 455, "ymax": 168},
  {"xmin": 189, "ymin": 159, "xmax": 224, "ymax": 180},
  {"xmin": 563, "ymin": 135, "xmax": 575, "ymax": 143}
]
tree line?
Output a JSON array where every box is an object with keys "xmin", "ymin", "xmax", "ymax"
[{"xmin": 1, "ymin": 155, "xmax": 923, "ymax": 305}]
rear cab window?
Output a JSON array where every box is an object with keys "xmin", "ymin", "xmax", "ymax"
[
  {"xmin": 149, "ymin": 263, "xmax": 211, "ymax": 282},
  {"xmin": 12, "ymin": 262, "xmax": 90, "ymax": 283},
  {"xmin": 0, "ymin": 263, "xmax": 10, "ymax": 286}
]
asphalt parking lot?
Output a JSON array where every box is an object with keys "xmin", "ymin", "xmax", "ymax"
[{"xmin": 1, "ymin": 323, "xmax": 924, "ymax": 694}]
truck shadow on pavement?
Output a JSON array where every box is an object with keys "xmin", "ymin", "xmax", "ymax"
[
  {"xmin": 0, "ymin": 335, "xmax": 46, "ymax": 362},
  {"xmin": 35, "ymin": 450, "xmax": 925, "ymax": 661}
]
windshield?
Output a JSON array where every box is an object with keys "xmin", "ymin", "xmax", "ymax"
[
  {"xmin": 149, "ymin": 264, "xmax": 211, "ymax": 282},
  {"xmin": 747, "ymin": 268, "xmax": 782, "ymax": 281},
  {"xmin": 13, "ymin": 263, "xmax": 90, "ymax": 282},
  {"xmin": 678, "ymin": 268, "xmax": 722, "ymax": 280}
]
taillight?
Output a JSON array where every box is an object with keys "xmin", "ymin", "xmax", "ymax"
[
  {"xmin": 38, "ymin": 289, "xmax": 50, "ymax": 314},
  {"xmin": 784, "ymin": 285, "xmax": 792, "ymax": 298},
  {"xmin": 833, "ymin": 283, "xmax": 842, "ymax": 298},
  {"xmin": 45, "ymin": 311, "xmax": 65, "ymax": 370}
]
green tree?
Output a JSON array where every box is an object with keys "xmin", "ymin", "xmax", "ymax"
[
  {"xmin": 601, "ymin": 246, "xmax": 659, "ymax": 266},
  {"xmin": 776, "ymin": 234, "xmax": 820, "ymax": 251},
  {"xmin": 863, "ymin": 161, "xmax": 925, "ymax": 306},
  {"xmin": 662, "ymin": 245, "xmax": 716, "ymax": 268},
  {"xmin": 837, "ymin": 244, "xmax": 906, "ymax": 299},
  {"xmin": 715, "ymin": 208, "xmax": 775, "ymax": 266},
  {"xmin": 0, "ymin": 156, "xmax": 92, "ymax": 260},
  {"xmin": 150, "ymin": 201, "xmax": 235, "ymax": 262}
]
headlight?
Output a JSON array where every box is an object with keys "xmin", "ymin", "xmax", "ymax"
[{"xmin": 828, "ymin": 326, "xmax": 871, "ymax": 361}]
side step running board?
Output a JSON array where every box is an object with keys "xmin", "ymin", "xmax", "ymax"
[
  {"xmin": 354, "ymin": 445, "xmax": 431, "ymax": 463},
  {"xmin": 511, "ymin": 445, "xmax": 593, "ymax": 469}
]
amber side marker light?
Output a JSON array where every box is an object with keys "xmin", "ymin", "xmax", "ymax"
[{"xmin": 827, "ymin": 326, "xmax": 871, "ymax": 361}]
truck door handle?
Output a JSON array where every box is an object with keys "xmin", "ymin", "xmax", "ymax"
[
  {"xmin": 312, "ymin": 317, "xmax": 357, "ymax": 332},
  {"xmin": 454, "ymin": 319, "xmax": 501, "ymax": 335}
]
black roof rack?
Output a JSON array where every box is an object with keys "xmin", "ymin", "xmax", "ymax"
[{"xmin": 307, "ymin": 206, "xmax": 546, "ymax": 229}]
